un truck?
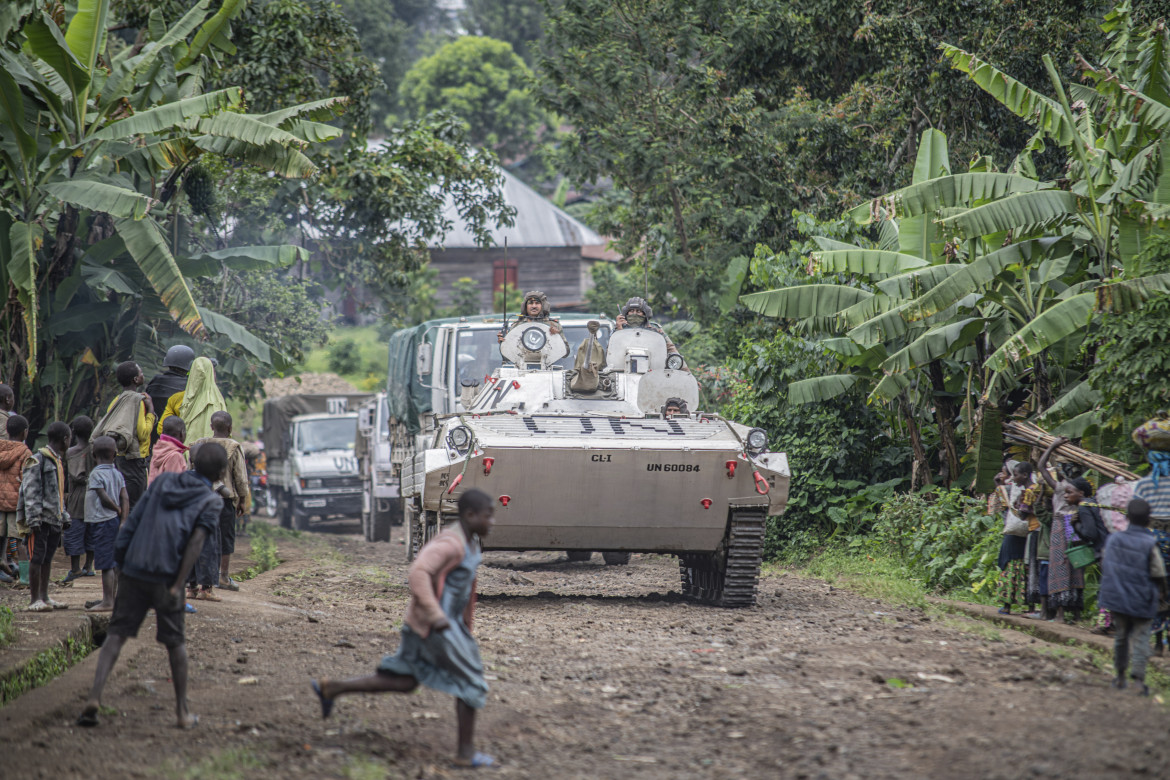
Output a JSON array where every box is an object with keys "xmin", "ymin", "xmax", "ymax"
[
  {"xmin": 262, "ymin": 393, "xmax": 373, "ymax": 531},
  {"xmin": 355, "ymin": 392, "xmax": 400, "ymax": 543}
]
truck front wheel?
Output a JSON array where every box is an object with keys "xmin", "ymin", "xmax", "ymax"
[
  {"xmin": 276, "ymin": 490, "xmax": 293, "ymax": 530},
  {"xmin": 294, "ymin": 506, "xmax": 312, "ymax": 532}
]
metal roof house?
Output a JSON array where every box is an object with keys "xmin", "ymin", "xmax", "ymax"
[{"xmin": 427, "ymin": 167, "xmax": 617, "ymax": 314}]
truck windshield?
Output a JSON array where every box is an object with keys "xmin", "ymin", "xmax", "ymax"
[
  {"xmin": 455, "ymin": 323, "xmax": 612, "ymax": 382},
  {"xmin": 296, "ymin": 418, "xmax": 356, "ymax": 453}
]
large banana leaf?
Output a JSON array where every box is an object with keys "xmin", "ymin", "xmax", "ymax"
[
  {"xmin": 1038, "ymin": 380, "xmax": 1102, "ymax": 422},
  {"xmin": 984, "ymin": 293, "xmax": 1095, "ymax": 371},
  {"xmin": 903, "ymin": 240, "xmax": 1040, "ymax": 322},
  {"xmin": 0, "ymin": 67, "xmax": 37, "ymax": 185},
  {"xmin": 740, "ymin": 285, "xmax": 872, "ymax": 320},
  {"xmin": 115, "ymin": 217, "xmax": 204, "ymax": 336},
  {"xmin": 972, "ymin": 404, "xmax": 1003, "ymax": 493},
  {"xmin": 846, "ymin": 173, "xmax": 1049, "ymax": 225},
  {"xmin": 281, "ymin": 118, "xmax": 343, "ymax": 144},
  {"xmin": 258, "ymin": 96, "xmax": 350, "ymax": 126},
  {"xmin": 1094, "ymin": 272, "xmax": 1170, "ymax": 313},
  {"xmin": 941, "ymin": 44, "xmax": 1076, "ymax": 144},
  {"xmin": 183, "ymin": 113, "xmax": 308, "ymax": 150},
  {"xmin": 47, "ymin": 302, "xmax": 122, "ymax": 336},
  {"xmin": 101, "ymin": 1, "xmax": 213, "ymax": 108},
  {"xmin": 8, "ymin": 221, "xmax": 42, "ymax": 377},
  {"xmin": 24, "ymin": 13, "xmax": 90, "ymax": 120},
  {"xmin": 180, "ymin": 244, "xmax": 309, "ymax": 276},
  {"xmin": 811, "ymin": 249, "xmax": 928, "ymax": 275},
  {"xmin": 880, "ymin": 317, "xmax": 985, "ymax": 374},
  {"xmin": 91, "ymin": 88, "xmax": 242, "ymax": 140},
  {"xmin": 938, "ymin": 190, "xmax": 1080, "ymax": 239},
  {"xmin": 874, "ymin": 264, "xmax": 962, "ymax": 299},
  {"xmin": 787, "ymin": 374, "xmax": 859, "ymax": 405},
  {"xmin": 193, "ymin": 135, "xmax": 318, "ymax": 178},
  {"xmin": 44, "ymin": 179, "xmax": 155, "ymax": 219},
  {"xmin": 1051, "ymin": 410, "xmax": 1103, "ymax": 439},
  {"xmin": 64, "ymin": 0, "xmax": 109, "ymax": 75},
  {"xmin": 899, "ymin": 129, "xmax": 950, "ymax": 261},
  {"xmin": 847, "ymin": 299, "xmax": 920, "ymax": 344},
  {"xmin": 811, "ymin": 236, "xmax": 866, "ymax": 252},
  {"xmin": 838, "ymin": 293, "xmax": 901, "ymax": 328},
  {"xmin": 197, "ymin": 306, "xmax": 277, "ymax": 364},
  {"xmin": 717, "ymin": 255, "xmax": 749, "ymax": 314},
  {"xmin": 869, "ymin": 371, "xmax": 914, "ymax": 402},
  {"xmin": 177, "ymin": 0, "xmax": 246, "ymax": 69}
]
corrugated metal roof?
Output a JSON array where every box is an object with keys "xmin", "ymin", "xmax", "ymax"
[{"xmin": 433, "ymin": 167, "xmax": 607, "ymax": 250}]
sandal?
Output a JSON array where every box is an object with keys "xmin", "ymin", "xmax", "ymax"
[
  {"xmin": 452, "ymin": 752, "xmax": 497, "ymax": 769},
  {"xmin": 25, "ymin": 600, "xmax": 51, "ymax": 612},
  {"xmin": 197, "ymin": 590, "xmax": 222, "ymax": 602},
  {"xmin": 48, "ymin": 598, "xmax": 70, "ymax": 610}
]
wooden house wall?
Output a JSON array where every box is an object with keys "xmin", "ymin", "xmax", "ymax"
[{"xmin": 428, "ymin": 247, "xmax": 595, "ymax": 313}]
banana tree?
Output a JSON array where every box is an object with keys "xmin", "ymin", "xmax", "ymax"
[{"xmin": 0, "ymin": 1, "xmax": 345, "ymax": 429}]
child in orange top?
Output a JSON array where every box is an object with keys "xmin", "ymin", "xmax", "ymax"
[{"xmin": 312, "ymin": 488, "xmax": 496, "ymax": 768}]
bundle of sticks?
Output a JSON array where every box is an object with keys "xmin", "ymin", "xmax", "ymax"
[{"xmin": 1003, "ymin": 420, "xmax": 1139, "ymax": 481}]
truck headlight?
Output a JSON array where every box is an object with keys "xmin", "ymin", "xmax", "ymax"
[
  {"xmin": 447, "ymin": 425, "xmax": 472, "ymax": 453},
  {"xmin": 301, "ymin": 478, "xmax": 323, "ymax": 489},
  {"xmin": 665, "ymin": 353, "xmax": 685, "ymax": 370},
  {"xmin": 521, "ymin": 326, "xmax": 547, "ymax": 351},
  {"xmin": 745, "ymin": 428, "xmax": 767, "ymax": 454}
]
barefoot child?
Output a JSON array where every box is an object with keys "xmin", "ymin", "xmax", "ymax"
[
  {"xmin": 312, "ymin": 488, "xmax": 496, "ymax": 768},
  {"xmin": 62, "ymin": 416, "xmax": 96, "ymax": 583},
  {"xmin": 84, "ymin": 437, "xmax": 129, "ymax": 612},
  {"xmin": 189, "ymin": 411, "xmax": 250, "ymax": 593},
  {"xmin": 77, "ymin": 443, "xmax": 226, "ymax": 729}
]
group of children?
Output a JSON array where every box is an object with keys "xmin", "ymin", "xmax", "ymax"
[{"xmin": 0, "ymin": 357, "xmax": 251, "ymax": 611}]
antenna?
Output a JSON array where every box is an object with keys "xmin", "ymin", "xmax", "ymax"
[{"xmin": 502, "ymin": 236, "xmax": 509, "ymax": 329}]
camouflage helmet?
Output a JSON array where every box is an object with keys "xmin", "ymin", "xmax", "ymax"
[
  {"xmin": 522, "ymin": 290, "xmax": 550, "ymax": 317},
  {"xmin": 664, "ymin": 397, "xmax": 688, "ymax": 413},
  {"xmin": 621, "ymin": 296, "xmax": 652, "ymax": 320}
]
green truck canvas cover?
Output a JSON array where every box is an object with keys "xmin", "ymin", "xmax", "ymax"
[{"xmin": 262, "ymin": 393, "xmax": 374, "ymax": 459}]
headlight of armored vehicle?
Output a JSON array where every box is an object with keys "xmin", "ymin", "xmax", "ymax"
[
  {"xmin": 521, "ymin": 326, "xmax": 547, "ymax": 352},
  {"xmin": 665, "ymin": 352, "xmax": 685, "ymax": 370},
  {"xmin": 447, "ymin": 425, "xmax": 473, "ymax": 453},
  {"xmin": 745, "ymin": 428, "xmax": 767, "ymax": 454}
]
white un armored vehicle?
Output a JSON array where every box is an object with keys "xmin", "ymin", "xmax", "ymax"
[{"xmin": 397, "ymin": 318, "xmax": 791, "ymax": 607}]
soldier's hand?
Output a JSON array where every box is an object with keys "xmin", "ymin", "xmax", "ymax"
[
  {"xmin": 550, "ymin": 324, "xmax": 562, "ymax": 335},
  {"xmin": 497, "ymin": 331, "xmax": 505, "ymax": 343},
  {"xmin": 616, "ymin": 314, "xmax": 626, "ymax": 329}
]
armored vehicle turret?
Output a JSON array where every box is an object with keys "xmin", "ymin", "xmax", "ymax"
[{"xmin": 400, "ymin": 320, "xmax": 790, "ymax": 607}]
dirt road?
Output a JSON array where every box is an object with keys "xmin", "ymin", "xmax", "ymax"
[{"xmin": 3, "ymin": 519, "xmax": 1169, "ymax": 779}]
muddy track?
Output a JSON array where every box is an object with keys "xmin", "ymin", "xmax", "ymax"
[{"xmin": 2, "ymin": 521, "xmax": 1169, "ymax": 779}]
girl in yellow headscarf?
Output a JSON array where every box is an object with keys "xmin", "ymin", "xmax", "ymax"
[{"xmin": 157, "ymin": 357, "xmax": 225, "ymax": 444}]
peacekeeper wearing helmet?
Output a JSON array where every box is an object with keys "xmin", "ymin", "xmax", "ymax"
[
  {"xmin": 144, "ymin": 345, "xmax": 195, "ymax": 447},
  {"xmin": 497, "ymin": 290, "xmax": 564, "ymax": 343},
  {"xmin": 615, "ymin": 297, "xmax": 679, "ymax": 355}
]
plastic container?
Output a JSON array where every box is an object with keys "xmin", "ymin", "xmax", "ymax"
[{"xmin": 18, "ymin": 560, "xmax": 29, "ymax": 585}]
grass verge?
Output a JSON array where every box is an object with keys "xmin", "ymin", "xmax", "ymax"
[
  {"xmin": 0, "ymin": 634, "xmax": 95, "ymax": 706},
  {"xmin": 0, "ymin": 605, "xmax": 15, "ymax": 648},
  {"xmin": 234, "ymin": 522, "xmax": 286, "ymax": 582}
]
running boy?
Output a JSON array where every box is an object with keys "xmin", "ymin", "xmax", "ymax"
[
  {"xmin": 18, "ymin": 422, "xmax": 72, "ymax": 611},
  {"xmin": 76, "ymin": 443, "xmax": 226, "ymax": 729},
  {"xmin": 84, "ymin": 437, "xmax": 129, "ymax": 613},
  {"xmin": 311, "ymin": 488, "xmax": 496, "ymax": 768},
  {"xmin": 0, "ymin": 414, "xmax": 31, "ymax": 583},
  {"xmin": 62, "ymin": 416, "xmax": 96, "ymax": 583},
  {"xmin": 1098, "ymin": 498, "xmax": 1168, "ymax": 696}
]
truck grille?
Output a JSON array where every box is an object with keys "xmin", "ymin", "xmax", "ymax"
[
  {"xmin": 322, "ymin": 476, "xmax": 362, "ymax": 489},
  {"xmin": 470, "ymin": 415, "xmax": 730, "ymax": 440}
]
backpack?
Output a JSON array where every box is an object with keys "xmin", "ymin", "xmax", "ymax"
[{"xmin": 94, "ymin": 390, "xmax": 143, "ymax": 458}]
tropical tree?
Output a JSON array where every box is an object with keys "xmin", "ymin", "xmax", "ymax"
[
  {"xmin": 0, "ymin": 0, "xmax": 346, "ymax": 429},
  {"xmin": 399, "ymin": 36, "xmax": 546, "ymax": 158}
]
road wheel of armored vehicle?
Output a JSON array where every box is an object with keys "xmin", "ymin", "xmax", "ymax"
[
  {"xmin": 679, "ymin": 507, "xmax": 766, "ymax": 607},
  {"xmin": 565, "ymin": 551, "xmax": 593, "ymax": 562},
  {"xmin": 602, "ymin": 552, "xmax": 631, "ymax": 566}
]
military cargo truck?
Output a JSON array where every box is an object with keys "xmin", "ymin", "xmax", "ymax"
[
  {"xmin": 262, "ymin": 393, "xmax": 373, "ymax": 531},
  {"xmin": 356, "ymin": 393, "xmax": 400, "ymax": 542}
]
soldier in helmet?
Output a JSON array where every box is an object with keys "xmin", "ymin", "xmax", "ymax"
[
  {"xmin": 615, "ymin": 297, "xmax": 678, "ymax": 354},
  {"xmin": 497, "ymin": 290, "xmax": 563, "ymax": 343},
  {"xmin": 663, "ymin": 398, "xmax": 689, "ymax": 418},
  {"xmin": 145, "ymin": 346, "xmax": 195, "ymax": 448}
]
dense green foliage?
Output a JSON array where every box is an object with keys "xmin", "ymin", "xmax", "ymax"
[
  {"xmin": 724, "ymin": 332, "xmax": 908, "ymax": 558},
  {"xmin": 461, "ymin": 0, "xmax": 544, "ymax": 66},
  {"xmin": 400, "ymin": 36, "xmax": 546, "ymax": 158}
]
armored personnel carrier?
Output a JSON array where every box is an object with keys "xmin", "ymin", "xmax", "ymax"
[{"xmin": 399, "ymin": 320, "xmax": 790, "ymax": 607}]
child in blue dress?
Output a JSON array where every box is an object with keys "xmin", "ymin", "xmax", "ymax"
[{"xmin": 312, "ymin": 488, "xmax": 496, "ymax": 768}]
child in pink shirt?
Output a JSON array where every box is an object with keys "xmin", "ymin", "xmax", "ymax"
[{"xmin": 149, "ymin": 417, "xmax": 188, "ymax": 486}]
